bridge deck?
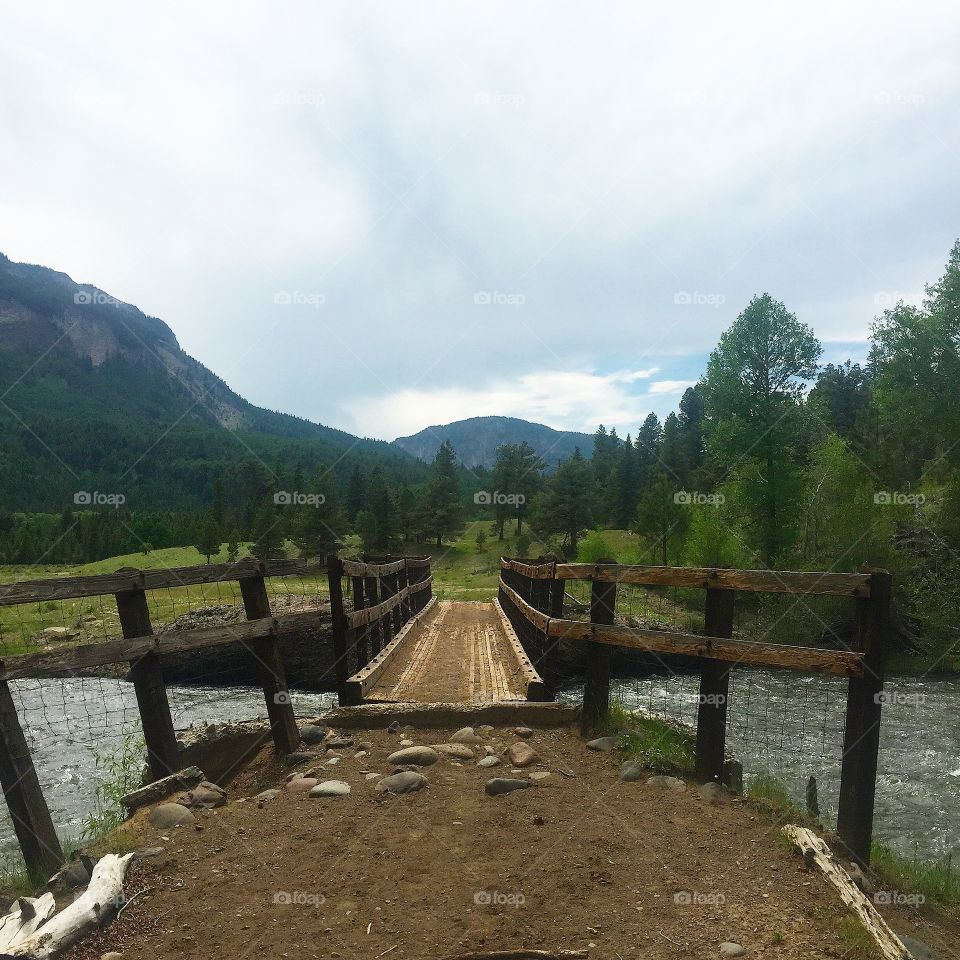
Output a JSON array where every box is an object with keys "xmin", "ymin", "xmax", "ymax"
[{"xmin": 366, "ymin": 600, "xmax": 530, "ymax": 703}]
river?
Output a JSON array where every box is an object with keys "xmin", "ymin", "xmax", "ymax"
[{"xmin": 0, "ymin": 671, "xmax": 955, "ymax": 868}]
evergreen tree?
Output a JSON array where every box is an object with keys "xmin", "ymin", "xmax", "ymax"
[
  {"xmin": 530, "ymin": 448, "xmax": 594, "ymax": 555},
  {"xmin": 422, "ymin": 440, "xmax": 463, "ymax": 546}
]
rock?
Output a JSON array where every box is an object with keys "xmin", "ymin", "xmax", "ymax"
[
  {"xmin": 121, "ymin": 766, "xmax": 205, "ymax": 811},
  {"xmin": 300, "ymin": 725, "xmax": 326, "ymax": 745},
  {"xmin": 530, "ymin": 771, "xmax": 552, "ymax": 782},
  {"xmin": 485, "ymin": 778, "xmax": 532, "ymax": 796},
  {"xmin": 477, "ymin": 724, "xmax": 495, "ymax": 734},
  {"xmin": 508, "ymin": 742, "xmax": 539, "ymax": 768},
  {"xmin": 285, "ymin": 778, "xmax": 319, "ymax": 794},
  {"xmin": 647, "ymin": 775, "xmax": 687, "ymax": 793},
  {"xmin": 326, "ymin": 737, "xmax": 354, "ymax": 750},
  {"xmin": 399, "ymin": 739, "xmax": 414, "ymax": 747},
  {"xmin": 326, "ymin": 757, "xmax": 341, "ymax": 765},
  {"xmin": 364, "ymin": 772, "xmax": 380, "ymax": 781},
  {"xmin": 376, "ymin": 771, "xmax": 427, "ymax": 794},
  {"xmin": 47, "ymin": 856, "xmax": 96, "ymax": 894},
  {"xmin": 101, "ymin": 953, "xmax": 124, "ymax": 960},
  {"xmin": 254, "ymin": 789, "xmax": 280, "ymax": 802},
  {"xmin": 309, "ymin": 780, "xmax": 351, "ymax": 797},
  {"xmin": 450, "ymin": 726, "xmax": 482, "ymax": 745},
  {"xmin": 900, "ymin": 935, "xmax": 938, "ymax": 960},
  {"xmin": 148, "ymin": 803, "xmax": 195, "ymax": 828},
  {"xmin": 699, "ymin": 782, "xmax": 724, "ymax": 805},
  {"xmin": 388, "ymin": 721, "xmax": 402, "ymax": 733},
  {"xmin": 586, "ymin": 736, "xmax": 618, "ymax": 752},
  {"xmin": 513, "ymin": 726, "xmax": 534, "ymax": 738},
  {"xmin": 183, "ymin": 780, "xmax": 227, "ymax": 809},
  {"xmin": 719, "ymin": 944, "xmax": 745, "ymax": 957},
  {"xmin": 432, "ymin": 743, "xmax": 474, "ymax": 760},
  {"xmin": 620, "ymin": 760, "xmax": 644, "ymax": 782},
  {"xmin": 41, "ymin": 626, "xmax": 79, "ymax": 641},
  {"xmin": 354, "ymin": 741, "xmax": 371, "ymax": 753},
  {"xmin": 355, "ymin": 750, "xmax": 368, "ymax": 760},
  {"xmin": 284, "ymin": 752, "xmax": 316, "ymax": 766},
  {"xmin": 847, "ymin": 862, "xmax": 874, "ymax": 895},
  {"xmin": 478, "ymin": 755, "xmax": 501, "ymax": 768},
  {"xmin": 387, "ymin": 746, "xmax": 439, "ymax": 767}
]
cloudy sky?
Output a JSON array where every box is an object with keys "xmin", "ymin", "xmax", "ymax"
[{"xmin": 1, "ymin": 2, "xmax": 958, "ymax": 440}]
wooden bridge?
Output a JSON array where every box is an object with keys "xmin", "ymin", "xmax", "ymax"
[{"xmin": 0, "ymin": 551, "xmax": 892, "ymax": 883}]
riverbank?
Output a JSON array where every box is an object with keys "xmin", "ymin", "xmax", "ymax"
[{"xmin": 65, "ymin": 716, "xmax": 948, "ymax": 960}]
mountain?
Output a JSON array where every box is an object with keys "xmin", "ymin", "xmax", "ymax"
[
  {"xmin": 393, "ymin": 416, "xmax": 593, "ymax": 469},
  {"xmin": 0, "ymin": 253, "xmax": 425, "ymax": 512}
]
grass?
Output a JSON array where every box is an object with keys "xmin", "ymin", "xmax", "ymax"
[
  {"xmin": 598, "ymin": 704, "xmax": 696, "ymax": 775},
  {"xmin": 871, "ymin": 842, "xmax": 960, "ymax": 905},
  {"xmin": 0, "ymin": 542, "xmax": 329, "ymax": 656}
]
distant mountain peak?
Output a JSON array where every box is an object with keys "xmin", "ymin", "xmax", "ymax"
[{"xmin": 392, "ymin": 415, "xmax": 593, "ymax": 469}]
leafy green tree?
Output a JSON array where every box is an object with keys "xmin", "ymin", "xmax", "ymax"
[
  {"xmin": 634, "ymin": 471, "xmax": 687, "ymax": 565},
  {"xmin": 530, "ymin": 448, "xmax": 594, "ymax": 555},
  {"xmin": 193, "ymin": 512, "xmax": 221, "ymax": 563},
  {"xmin": 702, "ymin": 293, "xmax": 821, "ymax": 565},
  {"xmin": 475, "ymin": 526, "xmax": 488, "ymax": 552},
  {"xmin": 421, "ymin": 440, "xmax": 463, "ymax": 546},
  {"xmin": 491, "ymin": 442, "xmax": 544, "ymax": 536}
]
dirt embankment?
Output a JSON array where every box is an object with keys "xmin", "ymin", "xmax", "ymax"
[{"xmin": 62, "ymin": 718, "xmax": 952, "ymax": 960}]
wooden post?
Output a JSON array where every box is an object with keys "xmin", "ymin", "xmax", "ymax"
[
  {"xmin": 364, "ymin": 575, "xmax": 381, "ymax": 654},
  {"xmin": 0, "ymin": 680, "xmax": 63, "ymax": 879},
  {"xmin": 381, "ymin": 571, "xmax": 397, "ymax": 644},
  {"xmin": 542, "ymin": 568, "xmax": 564, "ymax": 701},
  {"xmin": 239, "ymin": 575, "xmax": 299, "ymax": 755},
  {"xmin": 837, "ymin": 571, "xmax": 891, "ymax": 865},
  {"xmin": 326, "ymin": 556, "xmax": 350, "ymax": 703},
  {"xmin": 695, "ymin": 587, "xmax": 736, "ymax": 782},
  {"xmin": 116, "ymin": 589, "xmax": 179, "ymax": 781},
  {"xmin": 351, "ymin": 575, "xmax": 368, "ymax": 667},
  {"xmin": 581, "ymin": 563, "xmax": 616, "ymax": 736},
  {"xmin": 397, "ymin": 562, "xmax": 410, "ymax": 628}
]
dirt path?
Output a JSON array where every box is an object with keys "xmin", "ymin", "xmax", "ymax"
[
  {"xmin": 70, "ymin": 722, "xmax": 906, "ymax": 960},
  {"xmin": 369, "ymin": 601, "xmax": 528, "ymax": 703}
]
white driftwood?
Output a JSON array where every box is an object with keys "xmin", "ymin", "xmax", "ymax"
[
  {"xmin": 782, "ymin": 826, "xmax": 912, "ymax": 960},
  {"xmin": 0, "ymin": 896, "xmax": 56, "ymax": 951},
  {"xmin": 1, "ymin": 853, "xmax": 134, "ymax": 958}
]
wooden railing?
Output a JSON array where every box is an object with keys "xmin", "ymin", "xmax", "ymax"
[
  {"xmin": 0, "ymin": 557, "xmax": 331, "ymax": 878},
  {"xmin": 498, "ymin": 557, "xmax": 891, "ymax": 865},
  {"xmin": 326, "ymin": 555, "xmax": 433, "ymax": 706}
]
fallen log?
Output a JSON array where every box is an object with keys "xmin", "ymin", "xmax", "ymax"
[
  {"xmin": 782, "ymin": 825, "xmax": 911, "ymax": 960},
  {"xmin": 0, "ymin": 897, "xmax": 56, "ymax": 951},
  {"xmin": 0, "ymin": 853, "xmax": 134, "ymax": 958}
]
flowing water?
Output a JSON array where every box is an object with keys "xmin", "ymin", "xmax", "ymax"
[{"xmin": 0, "ymin": 672, "xmax": 956, "ymax": 869}]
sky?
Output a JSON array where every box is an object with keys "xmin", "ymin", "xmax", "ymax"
[{"xmin": 1, "ymin": 2, "xmax": 958, "ymax": 441}]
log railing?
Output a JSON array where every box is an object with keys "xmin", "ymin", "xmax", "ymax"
[
  {"xmin": 498, "ymin": 556, "xmax": 891, "ymax": 865},
  {"xmin": 327, "ymin": 555, "xmax": 433, "ymax": 706},
  {"xmin": 0, "ymin": 557, "xmax": 331, "ymax": 880}
]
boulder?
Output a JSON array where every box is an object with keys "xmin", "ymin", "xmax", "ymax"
[
  {"xmin": 387, "ymin": 746, "xmax": 439, "ymax": 767},
  {"xmin": 478, "ymin": 755, "xmax": 501, "ymax": 768},
  {"xmin": 309, "ymin": 780, "xmax": 351, "ymax": 797},
  {"xmin": 620, "ymin": 760, "xmax": 644, "ymax": 782},
  {"xmin": 586, "ymin": 736, "xmax": 618, "ymax": 752},
  {"xmin": 254, "ymin": 789, "xmax": 280, "ymax": 802},
  {"xmin": 285, "ymin": 778, "xmax": 319, "ymax": 794},
  {"xmin": 121, "ymin": 766, "xmax": 205, "ymax": 811},
  {"xmin": 432, "ymin": 743, "xmax": 474, "ymax": 760},
  {"xmin": 508, "ymin": 742, "xmax": 538, "ymax": 768},
  {"xmin": 300, "ymin": 725, "xmax": 326, "ymax": 745},
  {"xmin": 183, "ymin": 781, "xmax": 226, "ymax": 809},
  {"xmin": 148, "ymin": 803, "xmax": 195, "ymax": 828},
  {"xmin": 376, "ymin": 771, "xmax": 427, "ymax": 794},
  {"xmin": 450, "ymin": 726, "xmax": 483, "ymax": 745},
  {"xmin": 485, "ymin": 778, "xmax": 532, "ymax": 796},
  {"xmin": 647, "ymin": 775, "xmax": 687, "ymax": 793}
]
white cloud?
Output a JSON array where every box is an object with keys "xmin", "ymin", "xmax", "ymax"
[
  {"xmin": 349, "ymin": 368, "xmax": 664, "ymax": 440},
  {"xmin": 0, "ymin": 1, "xmax": 958, "ymax": 437},
  {"xmin": 647, "ymin": 380, "xmax": 696, "ymax": 396}
]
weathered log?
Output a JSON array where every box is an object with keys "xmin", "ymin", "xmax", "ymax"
[
  {"xmin": 782, "ymin": 826, "xmax": 911, "ymax": 960},
  {"xmin": 2, "ymin": 853, "xmax": 134, "ymax": 958},
  {"xmin": 119, "ymin": 766, "xmax": 205, "ymax": 811},
  {"xmin": 444, "ymin": 952, "xmax": 588, "ymax": 960},
  {"xmin": 0, "ymin": 896, "xmax": 56, "ymax": 951}
]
